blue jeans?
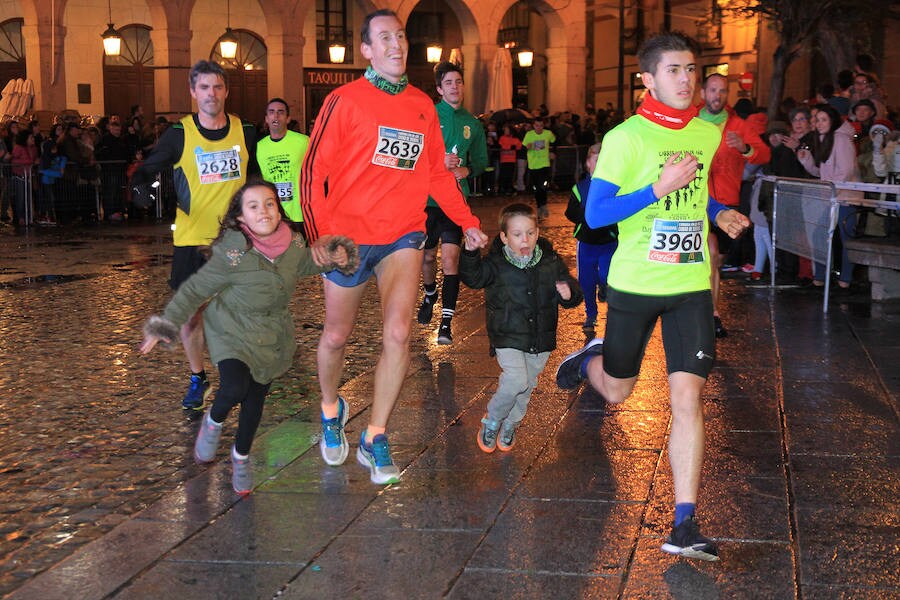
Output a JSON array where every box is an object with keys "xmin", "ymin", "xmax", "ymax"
[{"xmin": 814, "ymin": 205, "xmax": 857, "ymax": 284}]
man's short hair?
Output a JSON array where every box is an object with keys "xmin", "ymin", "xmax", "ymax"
[
  {"xmin": 361, "ymin": 9, "xmax": 399, "ymax": 45},
  {"xmin": 189, "ymin": 60, "xmax": 227, "ymax": 90},
  {"xmin": 702, "ymin": 72, "xmax": 726, "ymax": 88},
  {"xmin": 434, "ymin": 61, "xmax": 463, "ymax": 88},
  {"xmin": 267, "ymin": 97, "xmax": 290, "ymax": 115},
  {"xmin": 837, "ymin": 70, "xmax": 854, "ymax": 90},
  {"xmin": 637, "ymin": 31, "xmax": 699, "ymax": 75}
]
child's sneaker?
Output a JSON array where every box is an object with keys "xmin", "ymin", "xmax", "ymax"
[
  {"xmin": 319, "ymin": 396, "xmax": 349, "ymax": 466},
  {"xmin": 477, "ymin": 415, "xmax": 500, "ymax": 453},
  {"xmin": 193, "ymin": 411, "xmax": 223, "ymax": 463},
  {"xmin": 660, "ymin": 516, "xmax": 719, "ymax": 561},
  {"xmin": 356, "ymin": 432, "xmax": 401, "ymax": 484},
  {"xmin": 555, "ymin": 338, "xmax": 604, "ymax": 389},
  {"xmin": 231, "ymin": 447, "xmax": 252, "ymax": 496},
  {"xmin": 496, "ymin": 420, "xmax": 519, "ymax": 452},
  {"xmin": 182, "ymin": 374, "xmax": 211, "ymax": 411}
]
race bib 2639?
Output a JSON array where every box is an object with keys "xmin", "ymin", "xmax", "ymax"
[{"xmin": 372, "ymin": 126, "xmax": 423, "ymax": 170}]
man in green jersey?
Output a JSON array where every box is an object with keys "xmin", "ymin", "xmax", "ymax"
[
  {"xmin": 416, "ymin": 61, "xmax": 487, "ymax": 344},
  {"xmin": 556, "ymin": 32, "xmax": 749, "ymax": 562},
  {"xmin": 258, "ymin": 98, "xmax": 310, "ymax": 223}
]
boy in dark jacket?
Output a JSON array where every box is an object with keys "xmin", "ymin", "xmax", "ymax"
[{"xmin": 460, "ymin": 203, "xmax": 583, "ymax": 453}]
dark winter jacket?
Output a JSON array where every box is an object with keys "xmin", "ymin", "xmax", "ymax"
[{"xmin": 460, "ymin": 236, "xmax": 582, "ymax": 354}]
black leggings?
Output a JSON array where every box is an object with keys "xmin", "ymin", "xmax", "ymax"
[{"xmin": 210, "ymin": 359, "xmax": 270, "ymax": 456}]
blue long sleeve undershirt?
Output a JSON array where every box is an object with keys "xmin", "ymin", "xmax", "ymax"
[{"xmin": 584, "ymin": 177, "xmax": 730, "ymax": 229}]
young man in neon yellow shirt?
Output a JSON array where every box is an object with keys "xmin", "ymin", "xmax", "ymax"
[
  {"xmin": 258, "ymin": 98, "xmax": 309, "ymax": 223},
  {"xmin": 522, "ymin": 117, "xmax": 556, "ymax": 219},
  {"xmin": 556, "ymin": 32, "xmax": 749, "ymax": 561}
]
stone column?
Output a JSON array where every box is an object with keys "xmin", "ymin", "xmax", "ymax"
[
  {"xmin": 266, "ymin": 32, "xmax": 306, "ymax": 129},
  {"xmin": 23, "ymin": 21, "xmax": 67, "ymax": 111},
  {"xmin": 149, "ymin": 28, "xmax": 193, "ymax": 117},
  {"xmin": 546, "ymin": 45, "xmax": 587, "ymax": 113}
]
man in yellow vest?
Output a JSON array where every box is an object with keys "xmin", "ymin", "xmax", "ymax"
[
  {"xmin": 257, "ymin": 98, "xmax": 309, "ymax": 223},
  {"xmin": 135, "ymin": 59, "xmax": 258, "ymax": 412}
]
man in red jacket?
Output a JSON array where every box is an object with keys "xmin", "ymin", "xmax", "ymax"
[
  {"xmin": 699, "ymin": 74, "xmax": 770, "ymax": 337},
  {"xmin": 301, "ymin": 9, "xmax": 488, "ymax": 484}
]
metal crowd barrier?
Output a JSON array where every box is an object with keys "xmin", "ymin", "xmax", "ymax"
[
  {"xmin": 0, "ymin": 160, "xmax": 177, "ymax": 226},
  {"xmin": 754, "ymin": 175, "xmax": 900, "ymax": 313},
  {"xmin": 469, "ymin": 145, "xmax": 589, "ymax": 197}
]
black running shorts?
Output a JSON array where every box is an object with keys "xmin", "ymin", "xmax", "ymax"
[
  {"xmin": 603, "ymin": 288, "xmax": 716, "ymax": 379},
  {"xmin": 424, "ymin": 205, "xmax": 463, "ymax": 250}
]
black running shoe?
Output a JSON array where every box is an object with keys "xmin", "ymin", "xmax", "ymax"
[
  {"xmin": 714, "ymin": 316, "xmax": 727, "ymax": 339},
  {"xmin": 555, "ymin": 338, "xmax": 603, "ymax": 389},
  {"xmin": 660, "ymin": 516, "xmax": 719, "ymax": 561},
  {"xmin": 417, "ymin": 295, "xmax": 436, "ymax": 324},
  {"xmin": 437, "ymin": 321, "xmax": 453, "ymax": 345}
]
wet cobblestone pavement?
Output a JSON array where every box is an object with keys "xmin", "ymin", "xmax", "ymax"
[{"xmin": 1, "ymin": 195, "xmax": 898, "ymax": 599}]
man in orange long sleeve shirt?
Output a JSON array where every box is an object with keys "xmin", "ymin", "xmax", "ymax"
[
  {"xmin": 301, "ymin": 9, "xmax": 488, "ymax": 484},
  {"xmin": 699, "ymin": 74, "xmax": 770, "ymax": 337}
]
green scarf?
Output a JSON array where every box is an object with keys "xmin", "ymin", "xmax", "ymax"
[
  {"xmin": 699, "ymin": 107, "xmax": 728, "ymax": 125},
  {"xmin": 364, "ymin": 66, "xmax": 408, "ymax": 95},
  {"xmin": 503, "ymin": 244, "xmax": 543, "ymax": 269}
]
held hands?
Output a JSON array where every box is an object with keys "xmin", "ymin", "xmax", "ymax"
[
  {"xmin": 653, "ymin": 152, "xmax": 699, "ymax": 199},
  {"xmin": 555, "ymin": 281, "xmax": 572, "ymax": 301},
  {"xmin": 463, "ymin": 227, "xmax": 489, "ymax": 251},
  {"xmin": 715, "ymin": 208, "xmax": 750, "ymax": 240},
  {"xmin": 312, "ymin": 235, "xmax": 360, "ymax": 275}
]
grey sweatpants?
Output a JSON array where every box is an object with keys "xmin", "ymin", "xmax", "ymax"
[{"xmin": 486, "ymin": 348, "xmax": 551, "ymax": 425}]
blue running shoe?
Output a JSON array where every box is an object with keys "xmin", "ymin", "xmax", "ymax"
[
  {"xmin": 320, "ymin": 396, "xmax": 350, "ymax": 466},
  {"xmin": 356, "ymin": 432, "xmax": 401, "ymax": 484},
  {"xmin": 182, "ymin": 374, "xmax": 211, "ymax": 411}
]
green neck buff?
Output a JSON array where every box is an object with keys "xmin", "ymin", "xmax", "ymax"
[
  {"xmin": 503, "ymin": 244, "xmax": 543, "ymax": 269},
  {"xmin": 699, "ymin": 107, "xmax": 728, "ymax": 125},
  {"xmin": 364, "ymin": 66, "xmax": 408, "ymax": 95}
]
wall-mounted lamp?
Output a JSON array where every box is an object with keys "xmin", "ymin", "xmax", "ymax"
[
  {"xmin": 427, "ymin": 43, "xmax": 443, "ymax": 64},
  {"xmin": 517, "ymin": 49, "xmax": 534, "ymax": 68},
  {"xmin": 329, "ymin": 43, "xmax": 346, "ymax": 64},
  {"xmin": 219, "ymin": 0, "xmax": 238, "ymax": 60},
  {"xmin": 101, "ymin": 0, "xmax": 121, "ymax": 57}
]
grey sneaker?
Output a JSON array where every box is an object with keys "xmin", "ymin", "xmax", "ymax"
[
  {"xmin": 496, "ymin": 420, "xmax": 519, "ymax": 452},
  {"xmin": 356, "ymin": 432, "xmax": 401, "ymax": 484},
  {"xmin": 320, "ymin": 396, "xmax": 350, "ymax": 466},
  {"xmin": 437, "ymin": 320, "xmax": 453, "ymax": 345},
  {"xmin": 477, "ymin": 415, "xmax": 500, "ymax": 453},
  {"xmin": 555, "ymin": 338, "xmax": 604, "ymax": 389},
  {"xmin": 193, "ymin": 411, "xmax": 223, "ymax": 463},
  {"xmin": 231, "ymin": 447, "xmax": 252, "ymax": 495}
]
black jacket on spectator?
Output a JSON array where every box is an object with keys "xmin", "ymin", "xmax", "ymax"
[{"xmin": 95, "ymin": 132, "xmax": 131, "ymax": 163}]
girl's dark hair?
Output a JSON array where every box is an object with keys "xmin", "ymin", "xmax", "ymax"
[
  {"xmin": 15, "ymin": 130, "xmax": 30, "ymax": 146},
  {"xmin": 498, "ymin": 202, "xmax": 537, "ymax": 232},
  {"xmin": 810, "ymin": 104, "xmax": 841, "ymax": 166},
  {"xmin": 212, "ymin": 178, "xmax": 289, "ymax": 249}
]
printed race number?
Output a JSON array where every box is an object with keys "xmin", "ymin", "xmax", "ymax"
[
  {"xmin": 195, "ymin": 146, "xmax": 242, "ymax": 184},
  {"xmin": 647, "ymin": 219, "xmax": 705, "ymax": 264},
  {"xmin": 372, "ymin": 126, "xmax": 424, "ymax": 170}
]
